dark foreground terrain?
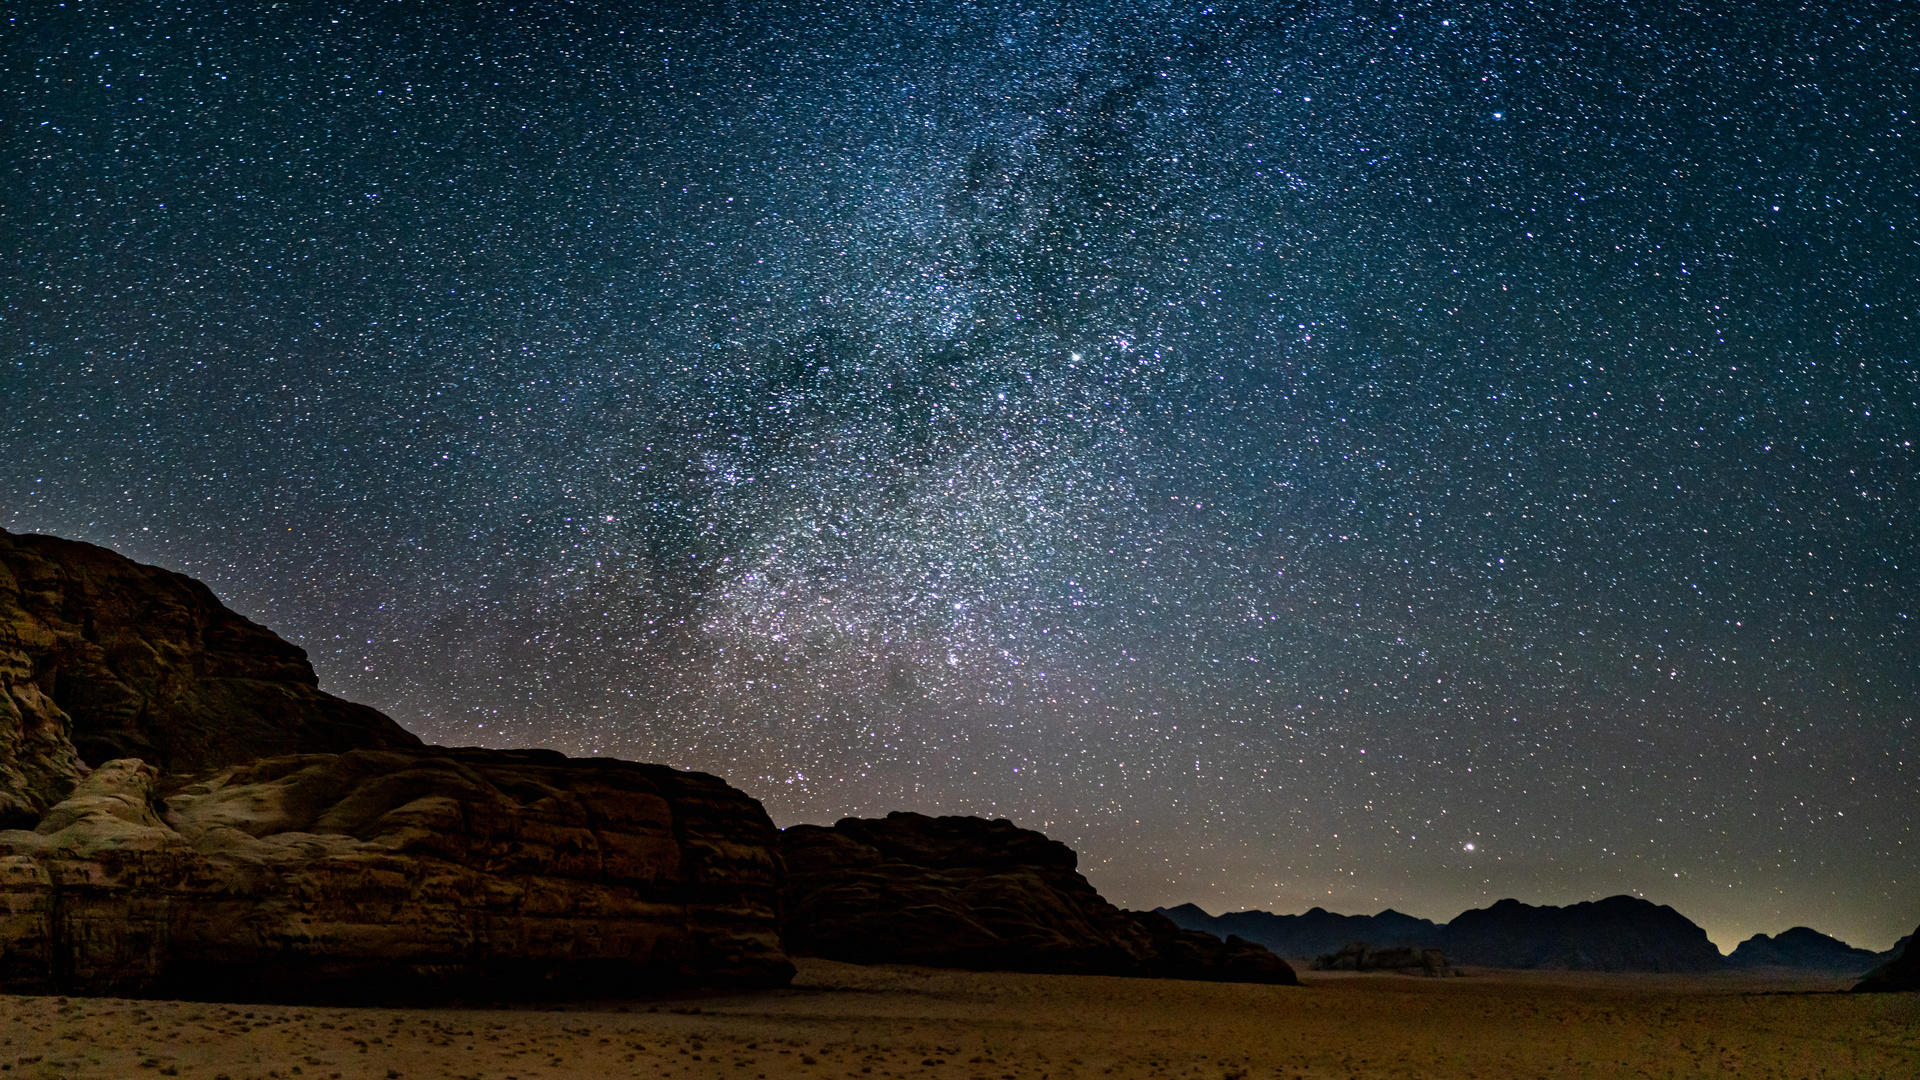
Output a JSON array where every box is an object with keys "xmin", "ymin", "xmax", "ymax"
[{"xmin": 3, "ymin": 958, "xmax": 1914, "ymax": 1080}]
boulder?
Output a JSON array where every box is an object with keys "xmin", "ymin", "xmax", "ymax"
[
  {"xmin": 780, "ymin": 812, "xmax": 1295, "ymax": 984},
  {"xmin": 1853, "ymin": 925, "xmax": 1920, "ymax": 993},
  {"xmin": 0, "ymin": 747, "xmax": 793, "ymax": 1001},
  {"xmin": 0, "ymin": 529, "xmax": 420, "ymax": 826}
]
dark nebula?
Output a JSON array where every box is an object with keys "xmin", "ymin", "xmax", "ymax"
[{"xmin": 5, "ymin": 2, "xmax": 1914, "ymax": 949}]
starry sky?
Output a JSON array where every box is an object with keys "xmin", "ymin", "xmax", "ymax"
[{"xmin": 5, "ymin": 1, "xmax": 1916, "ymax": 951}]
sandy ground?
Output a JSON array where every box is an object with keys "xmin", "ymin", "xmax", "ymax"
[{"xmin": 3, "ymin": 960, "xmax": 1914, "ymax": 1080}]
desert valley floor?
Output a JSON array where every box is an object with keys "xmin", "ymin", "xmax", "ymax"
[{"xmin": 1, "ymin": 959, "xmax": 1912, "ymax": 1080}]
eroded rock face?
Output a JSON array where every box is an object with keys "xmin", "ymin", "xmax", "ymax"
[
  {"xmin": 0, "ymin": 747, "xmax": 793, "ymax": 1001},
  {"xmin": 0, "ymin": 529, "xmax": 420, "ymax": 826},
  {"xmin": 780, "ymin": 812, "xmax": 1296, "ymax": 984}
]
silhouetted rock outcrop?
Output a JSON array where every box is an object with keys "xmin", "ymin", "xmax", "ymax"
[
  {"xmin": 0, "ymin": 529, "xmax": 419, "ymax": 826},
  {"xmin": 1728, "ymin": 926, "xmax": 1883, "ymax": 973},
  {"xmin": 1853, "ymin": 925, "xmax": 1920, "ymax": 993},
  {"xmin": 0, "ymin": 530, "xmax": 796, "ymax": 1000},
  {"xmin": 0, "ymin": 747, "xmax": 793, "ymax": 1000},
  {"xmin": 1165, "ymin": 895, "xmax": 1724, "ymax": 972},
  {"xmin": 1312, "ymin": 942, "xmax": 1456, "ymax": 976},
  {"xmin": 781, "ymin": 813, "xmax": 1296, "ymax": 984},
  {"xmin": 1441, "ymin": 896, "xmax": 1723, "ymax": 972}
]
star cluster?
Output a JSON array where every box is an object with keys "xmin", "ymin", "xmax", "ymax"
[{"xmin": 5, "ymin": 2, "xmax": 1915, "ymax": 949}]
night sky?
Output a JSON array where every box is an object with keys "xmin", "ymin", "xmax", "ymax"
[{"xmin": 5, "ymin": 2, "xmax": 1915, "ymax": 951}]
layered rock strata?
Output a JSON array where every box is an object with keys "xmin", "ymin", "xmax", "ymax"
[
  {"xmin": 0, "ymin": 748, "xmax": 793, "ymax": 1000},
  {"xmin": 780, "ymin": 812, "xmax": 1296, "ymax": 984},
  {"xmin": 0, "ymin": 529, "xmax": 419, "ymax": 826},
  {"xmin": 0, "ymin": 529, "xmax": 795, "ymax": 1000}
]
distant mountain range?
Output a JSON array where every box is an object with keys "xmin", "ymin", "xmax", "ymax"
[
  {"xmin": 1726, "ymin": 926, "xmax": 1901, "ymax": 973},
  {"xmin": 1159, "ymin": 904, "xmax": 1444, "ymax": 962},
  {"xmin": 1160, "ymin": 898, "xmax": 1909, "ymax": 974}
]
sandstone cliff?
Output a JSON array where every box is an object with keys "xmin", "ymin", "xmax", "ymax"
[
  {"xmin": 0, "ymin": 529, "xmax": 419, "ymax": 826},
  {"xmin": 0, "ymin": 529, "xmax": 795, "ymax": 1000},
  {"xmin": 0, "ymin": 747, "xmax": 793, "ymax": 1000},
  {"xmin": 780, "ymin": 812, "xmax": 1296, "ymax": 984}
]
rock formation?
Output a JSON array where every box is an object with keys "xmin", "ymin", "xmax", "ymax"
[
  {"xmin": 1728, "ymin": 926, "xmax": 1884, "ymax": 973},
  {"xmin": 0, "ymin": 747, "xmax": 793, "ymax": 1000},
  {"xmin": 0, "ymin": 529, "xmax": 419, "ymax": 826},
  {"xmin": 781, "ymin": 812, "xmax": 1296, "ymax": 984},
  {"xmin": 1853, "ymin": 925, "xmax": 1920, "ymax": 993},
  {"xmin": 0, "ymin": 529, "xmax": 795, "ymax": 1000},
  {"xmin": 1312, "ymin": 942, "xmax": 1456, "ymax": 976},
  {"xmin": 1440, "ymin": 896, "xmax": 1723, "ymax": 972}
]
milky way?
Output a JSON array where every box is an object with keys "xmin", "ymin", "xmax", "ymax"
[{"xmin": 5, "ymin": 2, "xmax": 1915, "ymax": 949}]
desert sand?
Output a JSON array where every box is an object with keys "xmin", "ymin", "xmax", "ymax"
[{"xmin": 2, "ymin": 959, "xmax": 1912, "ymax": 1080}]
